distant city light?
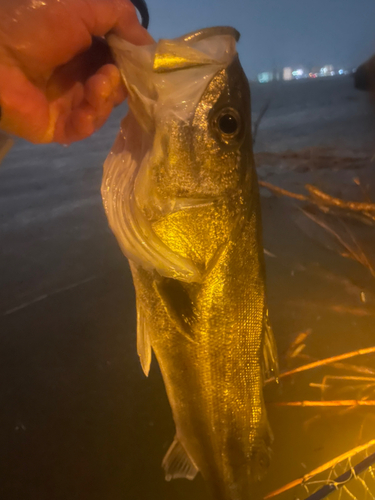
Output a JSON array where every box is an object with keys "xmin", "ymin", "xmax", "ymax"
[
  {"xmin": 257, "ymin": 71, "xmax": 273, "ymax": 83},
  {"xmin": 283, "ymin": 67, "xmax": 293, "ymax": 81},
  {"xmin": 259, "ymin": 65, "xmax": 351, "ymax": 83},
  {"xmin": 290, "ymin": 68, "xmax": 308, "ymax": 80},
  {"xmin": 320, "ymin": 64, "xmax": 334, "ymax": 76}
]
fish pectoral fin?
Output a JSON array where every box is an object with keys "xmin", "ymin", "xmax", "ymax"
[
  {"xmin": 162, "ymin": 436, "xmax": 199, "ymax": 481},
  {"xmin": 153, "ymin": 278, "xmax": 197, "ymax": 344},
  {"xmin": 136, "ymin": 302, "xmax": 152, "ymax": 377},
  {"xmin": 263, "ymin": 309, "xmax": 279, "ymax": 381}
]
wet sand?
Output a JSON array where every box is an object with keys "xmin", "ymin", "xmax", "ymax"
[{"xmin": 1, "ymin": 75, "xmax": 375, "ymax": 500}]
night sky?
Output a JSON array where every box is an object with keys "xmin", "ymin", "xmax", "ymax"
[{"xmin": 147, "ymin": 0, "xmax": 375, "ymax": 79}]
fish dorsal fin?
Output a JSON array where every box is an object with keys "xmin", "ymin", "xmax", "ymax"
[
  {"xmin": 263, "ymin": 309, "xmax": 279, "ymax": 381},
  {"xmin": 162, "ymin": 436, "xmax": 199, "ymax": 481},
  {"xmin": 136, "ymin": 302, "xmax": 152, "ymax": 377}
]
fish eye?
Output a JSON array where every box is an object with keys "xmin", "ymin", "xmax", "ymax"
[{"xmin": 214, "ymin": 108, "xmax": 241, "ymax": 141}]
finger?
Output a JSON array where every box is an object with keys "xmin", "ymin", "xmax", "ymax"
[
  {"xmin": 66, "ymin": 104, "xmax": 96, "ymax": 143},
  {"xmin": 84, "ymin": 64, "xmax": 126, "ymax": 110},
  {"xmin": 56, "ymin": 101, "xmax": 114, "ymax": 144},
  {"xmin": 46, "ymin": 37, "xmax": 115, "ymax": 98},
  {"xmin": 0, "ymin": 0, "xmax": 153, "ymax": 83},
  {"xmin": 52, "ymin": 70, "xmax": 122, "ymax": 145},
  {"xmin": 0, "ymin": 0, "xmax": 153, "ymax": 143}
]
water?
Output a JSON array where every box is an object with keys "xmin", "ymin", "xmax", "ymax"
[{"xmin": 1, "ymin": 76, "xmax": 375, "ymax": 499}]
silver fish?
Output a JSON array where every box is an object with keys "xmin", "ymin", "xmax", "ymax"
[{"xmin": 102, "ymin": 27, "xmax": 278, "ymax": 500}]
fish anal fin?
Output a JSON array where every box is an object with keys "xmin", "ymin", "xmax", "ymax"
[
  {"xmin": 263, "ymin": 309, "xmax": 279, "ymax": 380},
  {"xmin": 162, "ymin": 436, "xmax": 199, "ymax": 481},
  {"xmin": 136, "ymin": 303, "xmax": 152, "ymax": 377}
]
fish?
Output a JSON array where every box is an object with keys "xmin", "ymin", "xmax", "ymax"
[{"xmin": 101, "ymin": 26, "xmax": 278, "ymax": 500}]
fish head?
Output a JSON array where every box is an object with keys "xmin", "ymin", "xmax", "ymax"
[
  {"xmin": 151, "ymin": 28, "xmax": 253, "ymax": 204},
  {"xmin": 183, "ymin": 53, "xmax": 252, "ymax": 199},
  {"xmin": 108, "ymin": 27, "xmax": 254, "ymax": 209}
]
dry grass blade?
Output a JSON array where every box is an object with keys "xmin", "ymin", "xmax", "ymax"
[
  {"xmin": 322, "ymin": 375, "xmax": 375, "ymax": 383},
  {"xmin": 300, "ymin": 209, "xmax": 375, "ymax": 278},
  {"xmin": 252, "ymin": 99, "xmax": 271, "ymax": 145},
  {"xmin": 286, "ymin": 330, "xmax": 312, "ymax": 360},
  {"xmin": 342, "ymin": 219, "xmax": 375, "ymax": 277},
  {"xmin": 297, "ymin": 353, "xmax": 375, "ymax": 376},
  {"xmin": 300, "ymin": 210, "xmax": 356, "ymax": 256},
  {"xmin": 259, "ymin": 180, "xmax": 308, "ymax": 201},
  {"xmin": 265, "ymin": 346, "xmax": 375, "ymax": 383},
  {"xmin": 317, "ymin": 375, "xmax": 375, "ymax": 398},
  {"xmin": 274, "ymin": 400, "xmax": 375, "ymax": 407},
  {"xmin": 259, "ymin": 179, "xmax": 375, "ymax": 215},
  {"xmin": 306, "ymin": 184, "xmax": 375, "ymax": 212},
  {"xmin": 264, "ymin": 439, "xmax": 375, "ymax": 499}
]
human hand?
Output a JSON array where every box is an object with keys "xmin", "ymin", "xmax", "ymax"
[{"xmin": 0, "ymin": 0, "xmax": 153, "ymax": 144}]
